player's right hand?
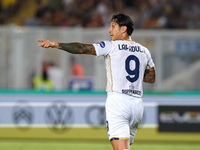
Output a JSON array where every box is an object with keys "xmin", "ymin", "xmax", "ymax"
[{"xmin": 37, "ymin": 39, "xmax": 58, "ymax": 48}]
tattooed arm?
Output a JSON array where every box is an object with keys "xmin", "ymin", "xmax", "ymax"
[
  {"xmin": 143, "ymin": 66, "xmax": 156, "ymax": 83},
  {"xmin": 37, "ymin": 40, "xmax": 96, "ymax": 55},
  {"xmin": 58, "ymin": 43, "xmax": 96, "ymax": 55}
]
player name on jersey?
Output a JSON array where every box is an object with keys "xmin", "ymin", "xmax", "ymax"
[{"xmin": 118, "ymin": 44, "xmax": 144, "ymax": 53}]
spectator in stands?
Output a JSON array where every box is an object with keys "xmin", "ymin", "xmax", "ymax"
[
  {"xmin": 70, "ymin": 56, "xmax": 84, "ymax": 80},
  {"xmin": 33, "ymin": 71, "xmax": 53, "ymax": 90},
  {"xmin": 32, "ymin": 61, "xmax": 53, "ymax": 91},
  {"xmin": 48, "ymin": 61, "xmax": 65, "ymax": 90},
  {"xmin": 33, "ymin": 70, "xmax": 53, "ymax": 90}
]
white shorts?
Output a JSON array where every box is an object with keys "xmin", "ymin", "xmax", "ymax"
[{"xmin": 105, "ymin": 92, "xmax": 144, "ymax": 144}]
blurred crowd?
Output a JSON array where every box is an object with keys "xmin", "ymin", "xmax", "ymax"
[
  {"xmin": 32, "ymin": 57, "xmax": 85, "ymax": 90},
  {"xmin": 1, "ymin": 0, "xmax": 200, "ymax": 29},
  {"xmin": 0, "ymin": 0, "xmax": 27, "ymax": 24}
]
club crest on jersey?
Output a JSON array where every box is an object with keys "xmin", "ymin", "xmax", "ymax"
[{"xmin": 97, "ymin": 41, "xmax": 105, "ymax": 48}]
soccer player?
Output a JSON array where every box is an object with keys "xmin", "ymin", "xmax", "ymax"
[{"xmin": 37, "ymin": 13, "xmax": 156, "ymax": 150}]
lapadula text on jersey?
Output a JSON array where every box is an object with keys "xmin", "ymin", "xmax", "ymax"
[{"xmin": 118, "ymin": 44, "xmax": 143, "ymax": 53}]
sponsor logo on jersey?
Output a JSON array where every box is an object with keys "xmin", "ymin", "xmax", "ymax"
[
  {"xmin": 118, "ymin": 44, "xmax": 143, "ymax": 53},
  {"xmin": 122, "ymin": 89, "xmax": 141, "ymax": 96},
  {"xmin": 97, "ymin": 41, "xmax": 105, "ymax": 48}
]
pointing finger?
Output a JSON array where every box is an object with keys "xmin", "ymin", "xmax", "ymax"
[{"xmin": 37, "ymin": 39, "xmax": 45, "ymax": 42}]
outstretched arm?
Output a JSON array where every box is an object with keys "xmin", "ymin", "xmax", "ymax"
[
  {"xmin": 143, "ymin": 65, "xmax": 156, "ymax": 83},
  {"xmin": 37, "ymin": 40, "xmax": 96, "ymax": 55}
]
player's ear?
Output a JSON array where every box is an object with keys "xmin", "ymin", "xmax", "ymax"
[{"xmin": 121, "ymin": 26, "xmax": 127, "ymax": 33}]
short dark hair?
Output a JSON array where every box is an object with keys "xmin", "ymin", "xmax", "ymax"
[{"xmin": 111, "ymin": 13, "xmax": 134, "ymax": 36}]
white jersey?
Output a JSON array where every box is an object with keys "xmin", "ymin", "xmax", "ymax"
[{"xmin": 93, "ymin": 40, "xmax": 155, "ymax": 97}]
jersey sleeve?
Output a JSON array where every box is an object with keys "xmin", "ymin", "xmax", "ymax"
[
  {"xmin": 144, "ymin": 47, "xmax": 155, "ymax": 68},
  {"xmin": 93, "ymin": 41, "xmax": 112, "ymax": 56}
]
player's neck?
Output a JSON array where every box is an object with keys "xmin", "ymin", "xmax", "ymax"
[
  {"xmin": 126, "ymin": 36, "xmax": 132, "ymax": 41},
  {"xmin": 121, "ymin": 36, "xmax": 132, "ymax": 41},
  {"xmin": 119, "ymin": 33, "xmax": 131, "ymax": 41}
]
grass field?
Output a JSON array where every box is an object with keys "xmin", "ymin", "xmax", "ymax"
[
  {"xmin": 0, "ymin": 139, "xmax": 200, "ymax": 150},
  {"xmin": 1, "ymin": 127, "xmax": 200, "ymax": 150}
]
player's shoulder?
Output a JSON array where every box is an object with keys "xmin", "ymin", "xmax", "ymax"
[
  {"xmin": 109, "ymin": 40, "xmax": 132, "ymax": 46},
  {"xmin": 131, "ymin": 41, "xmax": 150, "ymax": 52},
  {"xmin": 94, "ymin": 40, "xmax": 112, "ymax": 48},
  {"xmin": 117, "ymin": 40, "xmax": 148, "ymax": 48},
  {"xmin": 110, "ymin": 40, "xmax": 148, "ymax": 50}
]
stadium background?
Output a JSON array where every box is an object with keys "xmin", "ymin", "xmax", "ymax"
[{"xmin": 0, "ymin": 0, "xmax": 200, "ymax": 149}]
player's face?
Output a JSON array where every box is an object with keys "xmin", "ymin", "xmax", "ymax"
[{"xmin": 108, "ymin": 21, "xmax": 122, "ymax": 41}]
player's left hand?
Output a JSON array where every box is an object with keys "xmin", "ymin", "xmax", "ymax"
[{"xmin": 37, "ymin": 39, "xmax": 58, "ymax": 48}]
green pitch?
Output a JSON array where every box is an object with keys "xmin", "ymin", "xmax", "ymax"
[
  {"xmin": 1, "ymin": 127, "xmax": 200, "ymax": 150},
  {"xmin": 0, "ymin": 139, "xmax": 200, "ymax": 150}
]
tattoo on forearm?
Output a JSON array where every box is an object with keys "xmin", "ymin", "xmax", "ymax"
[
  {"xmin": 143, "ymin": 68, "xmax": 156, "ymax": 83},
  {"xmin": 58, "ymin": 43, "xmax": 96, "ymax": 55}
]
